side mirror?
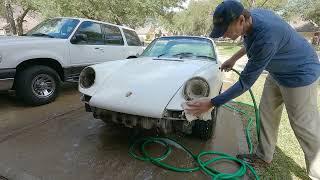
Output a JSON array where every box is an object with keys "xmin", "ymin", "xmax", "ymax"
[{"xmin": 71, "ymin": 33, "xmax": 88, "ymax": 44}]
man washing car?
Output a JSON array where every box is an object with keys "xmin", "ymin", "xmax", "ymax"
[{"xmin": 185, "ymin": 0, "xmax": 320, "ymax": 179}]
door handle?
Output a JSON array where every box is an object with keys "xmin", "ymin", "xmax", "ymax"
[{"xmin": 94, "ymin": 47, "xmax": 104, "ymax": 52}]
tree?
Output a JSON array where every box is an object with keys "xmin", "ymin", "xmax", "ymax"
[
  {"xmin": 1, "ymin": 0, "xmax": 186, "ymax": 35},
  {"xmin": 1, "ymin": 0, "xmax": 38, "ymax": 35},
  {"xmin": 306, "ymin": 2, "xmax": 320, "ymax": 25},
  {"xmin": 15, "ymin": 0, "xmax": 33, "ymax": 35},
  {"xmin": 242, "ymin": 0, "xmax": 287, "ymax": 10},
  {"xmin": 283, "ymin": 0, "xmax": 320, "ymax": 26},
  {"xmin": 39, "ymin": 0, "xmax": 186, "ymax": 28},
  {"xmin": 160, "ymin": 0, "xmax": 288, "ymax": 36},
  {"xmin": 160, "ymin": 0, "xmax": 222, "ymax": 36},
  {"xmin": 4, "ymin": 0, "xmax": 17, "ymax": 34}
]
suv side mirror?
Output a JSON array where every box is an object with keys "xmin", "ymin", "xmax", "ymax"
[{"xmin": 71, "ymin": 33, "xmax": 88, "ymax": 44}]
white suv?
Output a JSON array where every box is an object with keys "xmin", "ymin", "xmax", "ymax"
[{"xmin": 0, "ymin": 17, "xmax": 144, "ymax": 105}]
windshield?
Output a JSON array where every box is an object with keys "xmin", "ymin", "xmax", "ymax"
[
  {"xmin": 141, "ymin": 37, "xmax": 216, "ymax": 61},
  {"xmin": 26, "ymin": 18, "xmax": 80, "ymax": 39}
]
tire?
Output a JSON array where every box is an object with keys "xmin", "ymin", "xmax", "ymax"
[
  {"xmin": 15, "ymin": 65, "xmax": 61, "ymax": 106},
  {"xmin": 192, "ymin": 108, "xmax": 218, "ymax": 140},
  {"xmin": 192, "ymin": 84, "xmax": 222, "ymax": 140}
]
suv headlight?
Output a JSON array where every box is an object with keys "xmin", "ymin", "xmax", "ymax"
[
  {"xmin": 183, "ymin": 77, "xmax": 210, "ymax": 100},
  {"xmin": 80, "ymin": 67, "xmax": 95, "ymax": 88}
]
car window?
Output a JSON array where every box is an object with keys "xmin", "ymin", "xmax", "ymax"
[
  {"xmin": 123, "ymin": 29, "xmax": 142, "ymax": 46},
  {"xmin": 141, "ymin": 37, "xmax": 216, "ymax": 61},
  {"xmin": 26, "ymin": 18, "xmax": 79, "ymax": 39},
  {"xmin": 143, "ymin": 40, "xmax": 167, "ymax": 56},
  {"xmin": 103, "ymin": 24, "xmax": 124, "ymax": 45},
  {"xmin": 168, "ymin": 44, "xmax": 214, "ymax": 57},
  {"xmin": 74, "ymin": 21, "xmax": 104, "ymax": 45}
]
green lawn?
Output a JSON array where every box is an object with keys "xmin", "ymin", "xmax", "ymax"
[
  {"xmin": 218, "ymin": 43, "xmax": 320, "ymax": 179},
  {"xmin": 216, "ymin": 42, "xmax": 242, "ymax": 57}
]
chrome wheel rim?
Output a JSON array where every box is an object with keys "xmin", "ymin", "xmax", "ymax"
[{"xmin": 31, "ymin": 74, "xmax": 56, "ymax": 98}]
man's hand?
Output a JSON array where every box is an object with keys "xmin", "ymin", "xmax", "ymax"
[
  {"xmin": 184, "ymin": 98, "xmax": 214, "ymax": 117},
  {"xmin": 220, "ymin": 58, "xmax": 236, "ymax": 72},
  {"xmin": 220, "ymin": 47, "xmax": 246, "ymax": 72}
]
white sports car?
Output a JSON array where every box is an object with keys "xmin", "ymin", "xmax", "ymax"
[{"xmin": 79, "ymin": 36, "xmax": 223, "ymax": 139}]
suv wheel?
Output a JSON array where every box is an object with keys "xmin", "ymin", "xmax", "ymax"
[{"xmin": 16, "ymin": 65, "xmax": 60, "ymax": 106}]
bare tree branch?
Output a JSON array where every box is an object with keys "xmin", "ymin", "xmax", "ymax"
[
  {"xmin": 86, "ymin": 0, "xmax": 103, "ymax": 21},
  {"xmin": 88, "ymin": 0, "xmax": 99, "ymax": 11},
  {"xmin": 16, "ymin": 6, "xmax": 31, "ymax": 35},
  {"xmin": 106, "ymin": 5, "xmax": 122, "ymax": 25},
  {"xmin": 244, "ymin": 0, "xmax": 252, "ymax": 8},
  {"xmin": 4, "ymin": 0, "xmax": 16, "ymax": 34},
  {"xmin": 80, "ymin": 10, "xmax": 95, "ymax": 19},
  {"xmin": 21, "ymin": 7, "xmax": 31, "ymax": 20},
  {"xmin": 260, "ymin": 0, "xmax": 269, "ymax": 7}
]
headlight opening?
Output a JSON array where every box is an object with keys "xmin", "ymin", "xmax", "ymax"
[
  {"xmin": 80, "ymin": 67, "xmax": 95, "ymax": 88},
  {"xmin": 183, "ymin": 77, "xmax": 210, "ymax": 100}
]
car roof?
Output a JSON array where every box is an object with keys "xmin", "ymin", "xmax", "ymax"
[{"xmin": 52, "ymin": 17, "xmax": 136, "ymax": 31}]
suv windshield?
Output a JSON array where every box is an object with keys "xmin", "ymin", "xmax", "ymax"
[
  {"xmin": 141, "ymin": 37, "xmax": 216, "ymax": 61},
  {"xmin": 26, "ymin": 18, "xmax": 80, "ymax": 39}
]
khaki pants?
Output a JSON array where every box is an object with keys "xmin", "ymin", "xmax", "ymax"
[{"xmin": 256, "ymin": 75, "xmax": 320, "ymax": 180}]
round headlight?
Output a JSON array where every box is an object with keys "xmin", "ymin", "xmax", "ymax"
[
  {"xmin": 183, "ymin": 77, "xmax": 210, "ymax": 100},
  {"xmin": 80, "ymin": 67, "xmax": 95, "ymax": 88}
]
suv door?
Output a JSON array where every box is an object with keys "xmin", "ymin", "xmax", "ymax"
[
  {"xmin": 122, "ymin": 29, "xmax": 144, "ymax": 58},
  {"xmin": 100, "ymin": 24, "xmax": 126, "ymax": 61},
  {"xmin": 69, "ymin": 21, "xmax": 105, "ymax": 66}
]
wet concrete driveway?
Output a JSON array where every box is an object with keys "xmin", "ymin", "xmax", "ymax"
[{"xmin": 0, "ymin": 83, "xmax": 249, "ymax": 180}]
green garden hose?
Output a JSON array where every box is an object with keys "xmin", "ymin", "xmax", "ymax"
[
  {"xmin": 230, "ymin": 68, "xmax": 261, "ymax": 143},
  {"xmin": 129, "ymin": 69, "xmax": 261, "ymax": 180}
]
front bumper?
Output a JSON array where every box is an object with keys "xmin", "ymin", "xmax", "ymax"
[
  {"xmin": 80, "ymin": 94, "xmax": 193, "ymax": 134},
  {"xmin": 0, "ymin": 68, "xmax": 16, "ymax": 91},
  {"xmin": 89, "ymin": 106, "xmax": 193, "ymax": 134}
]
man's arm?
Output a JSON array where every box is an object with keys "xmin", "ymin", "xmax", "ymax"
[
  {"xmin": 212, "ymin": 42, "xmax": 277, "ymax": 107},
  {"xmin": 220, "ymin": 47, "xmax": 246, "ymax": 71},
  {"xmin": 231, "ymin": 47, "xmax": 246, "ymax": 62}
]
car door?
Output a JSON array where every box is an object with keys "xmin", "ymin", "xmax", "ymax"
[
  {"xmin": 68, "ymin": 21, "xmax": 105, "ymax": 66},
  {"xmin": 100, "ymin": 24, "xmax": 126, "ymax": 62},
  {"xmin": 122, "ymin": 29, "xmax": 144, "ymax": 58}
]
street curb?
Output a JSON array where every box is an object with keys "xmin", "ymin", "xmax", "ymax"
[{"xmin": 0, "ymin": 163, "xmax": 40, "ymax": 180}]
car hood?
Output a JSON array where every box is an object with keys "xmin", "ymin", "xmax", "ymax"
[
  {"xmin": 0, "ymin": 36, "xmax": 65, "ymax": 44},
  {"xmin": 89, "ymin": 57, "xmax": 217, "ymax": 118}
]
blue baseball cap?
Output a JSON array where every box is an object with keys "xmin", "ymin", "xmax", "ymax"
[{"xmin": 210, "ymin": 0, "xmax": 244, "ymax": 38}]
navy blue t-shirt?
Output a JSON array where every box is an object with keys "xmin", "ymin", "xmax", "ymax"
[{"xmin": 212, "ymin": 9, "xmax": 320, "ymax": 107}]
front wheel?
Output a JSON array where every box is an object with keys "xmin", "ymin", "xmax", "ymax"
[
  {"xmin": 15, "ymin": 65, "xmax": 61, "ymax": 106},
  {"xmin": 192, "ymin": 108, "xmax": 218, "ymax": 140}
]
